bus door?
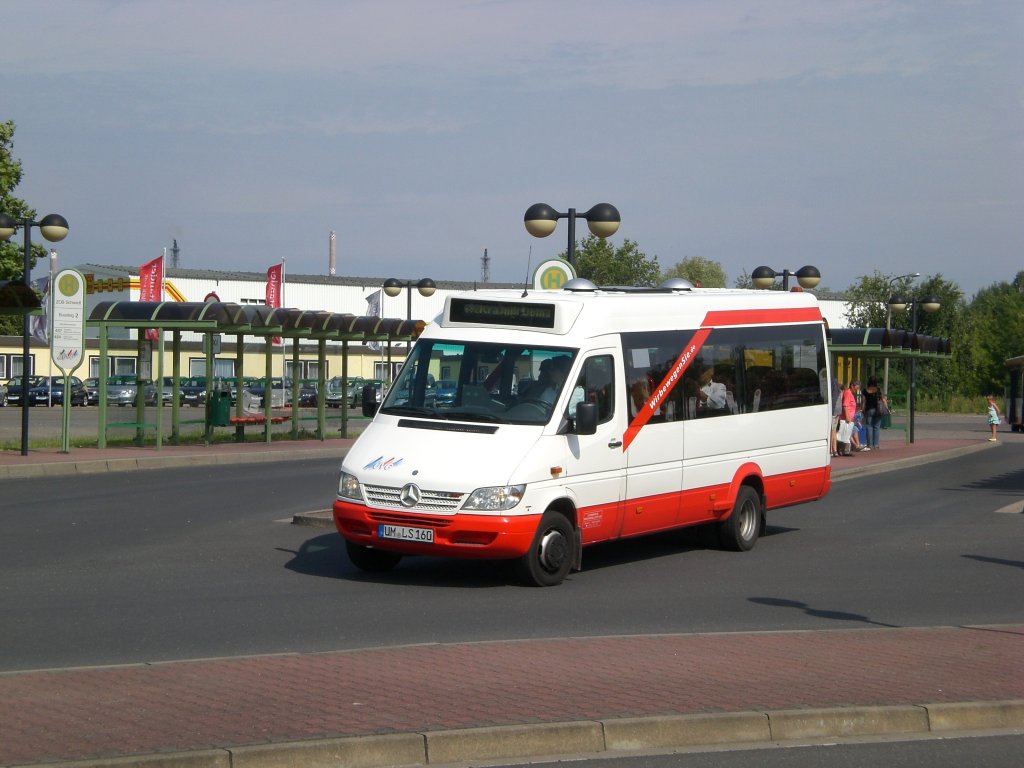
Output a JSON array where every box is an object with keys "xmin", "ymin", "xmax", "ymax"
[{"xmin": 561, "ymin": 351, "xmax": 627, "ymax": 544}]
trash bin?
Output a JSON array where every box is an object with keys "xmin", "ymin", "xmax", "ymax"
[{"xmin": 208, "ymin": 387, "xmax": 231, "ymax": 426}]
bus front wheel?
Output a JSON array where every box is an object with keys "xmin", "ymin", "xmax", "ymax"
[
  {"xmin": 718, "ymin": 486, "xmax": 762, "ymax": 551},
  {"xmin": 516, "ymin": 512, "xmax": 575, "ymax": 587},
  {"xmin": 346, "ymin": 540, "xmax": 403, "ymax": 573}
]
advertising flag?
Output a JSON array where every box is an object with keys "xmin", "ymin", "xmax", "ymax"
[
  {"xmin": 29, "ymin": 276, "xmax": 50, "ymax": 344},
  {"xmin": 267, "ymin": 263, "xmax": 283, "ymax": 345},
  {"xmin": 365, "ymin": 289, "xmax": 382, "ymax": 351},
  {"xmin": 140, "ymin": 255, "xmax": 164, "ymax": 341}
]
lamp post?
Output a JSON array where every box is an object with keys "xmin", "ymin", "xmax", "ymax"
[
  {"xmin": 888, "ymin": 292, "xmax": 940, "ymax": 444},
  {"xmin": 751, "ymin": 265, "xmax": 822, "ymax": 291},
  {"xmin": 524, "ymin": 203, "xmax": 621, "ymax": 269},
  {"xmin": 0, "ymin": 212, "xmax": 70, "ymax": 456},
  {"xmin": 383, "ymin": 277, "xmax": 436, "ymax": 353},
  {"xmin": 882, "ymin": 272, "xmax": 920, "ymax": 400}
]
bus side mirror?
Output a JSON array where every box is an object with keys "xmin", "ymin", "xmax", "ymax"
[{"xmin": 575, "ymin": 402, "xmax": 598, "ymax": 435}]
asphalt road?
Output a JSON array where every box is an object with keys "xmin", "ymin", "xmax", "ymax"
[{"xmin": 2, "ymin": 440, "xmax": 1021, "ymax": 672}]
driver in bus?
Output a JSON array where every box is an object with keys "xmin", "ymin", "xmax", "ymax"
[{"xmin": 536, "ymin": 356, "xmax": 571, "ymax": 405}]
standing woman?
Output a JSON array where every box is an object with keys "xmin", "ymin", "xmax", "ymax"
[
  {"xmin": 862, "ymin": 378, "xmax": 883, "ymax": 450},
  {"xmin": 986, "ymin": 395, "xmax": 1002, "ymax": 442}
]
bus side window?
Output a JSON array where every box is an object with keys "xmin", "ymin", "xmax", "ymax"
[{"xmin": 572, "ymin": 355, "xmax": 615, "ymax": 425}]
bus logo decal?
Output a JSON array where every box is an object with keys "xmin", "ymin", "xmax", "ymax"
[{"xmin": 364, "ymin": 456, "xmax": 404, "ymax": 471}]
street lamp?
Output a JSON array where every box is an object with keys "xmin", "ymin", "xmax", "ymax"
[
  {"xmin": 524, "ymin": 203, "xmax": 621, "ymax": 269},
  {"xmin": 751, "ymin": 265, "xmax": 822, "ymax": 291},
  {"xmin": 888, "ymin": 291, "xmax": 940, "ymax": 444},
  {"xmin": 383, "ymin": 277, "xmax": 436, "ymax": 322},
  {"xmin": 882, "ymin": 272, "xmax": 920, "ymax": 399},
  {"xmin": 0, "ymin": 212, "xmax": 70, "ymax": 456}
]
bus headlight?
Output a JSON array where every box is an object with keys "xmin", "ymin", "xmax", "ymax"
[
  {"xmin": 337, "ymin": 471, "xmax": 364, "ymax": 502},
  {"xmin": 463, "ymin": 484, "xmax": 525, "ymax": 512}
]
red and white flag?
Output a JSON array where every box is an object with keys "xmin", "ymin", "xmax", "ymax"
[
  {"xmin": 140, "ymin": 255, "xmax": 163, "ymax": 342},
  {"xmin": 266, "ymin": 263, "xmax": 284, "ymax": 345}
]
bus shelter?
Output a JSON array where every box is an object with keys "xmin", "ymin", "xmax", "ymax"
[
  {"xmin": 88, "ymin": 301, "xmax": 422, "ymax": 448},
  {"xmin": 828, "ymin": 326, "xmax": 952, "ymax": 438}
]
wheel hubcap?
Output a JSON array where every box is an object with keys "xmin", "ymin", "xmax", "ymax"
[
  {"xmin": 738, "ymin": 499, "xmax": 757, "ymax": 541},
  {"xmin": 538, "ymin": 529, "xmax": 568, "ymax": 572}
]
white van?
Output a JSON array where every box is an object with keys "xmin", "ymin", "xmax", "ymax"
[{"xmin": 334, "ymin": 279, "xmax": 832, "ymax": 586}]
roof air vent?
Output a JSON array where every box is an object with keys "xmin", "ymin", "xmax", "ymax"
[
  {"xmin": 659, "ymin": 277, "xmax": 695, "ymax": 291},
  {"xmin": 562, "ymin": 278, "xmax": 598, "ymax": 292}
]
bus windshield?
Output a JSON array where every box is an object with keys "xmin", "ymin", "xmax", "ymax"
[{"xmin": 379, "ymin": 339, "xmax": 577, "ymax": 425}]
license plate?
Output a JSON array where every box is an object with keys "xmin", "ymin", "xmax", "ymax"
[{"xmin": 378, "ymin": 524, "xmax": 434, "ymax": 543}]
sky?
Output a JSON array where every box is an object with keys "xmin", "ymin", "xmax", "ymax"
[{"xmin": 2, "ymin": 0, "xmax": 1021, "ymax": 298}]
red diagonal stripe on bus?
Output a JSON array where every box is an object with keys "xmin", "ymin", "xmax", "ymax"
[
  {"xmin": 621, "ymin": 328, "xmax": 711, "ymax": 451},
  {"xmin": 701, "ymin": 307, "xmax": 822, "ymax": 326}
]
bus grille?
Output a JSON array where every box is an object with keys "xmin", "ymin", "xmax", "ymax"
[
  {"xmin": 363, "ymin": 484, "xmax": 464, "ymax": 513},
  {"xmin": 367, "ymin": 511, "xmax": 454, "ymax": 528}
]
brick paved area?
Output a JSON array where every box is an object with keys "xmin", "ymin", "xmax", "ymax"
[{"xmin": 2, "ymin": 625, "xmax": 1022, "ymax": 765}]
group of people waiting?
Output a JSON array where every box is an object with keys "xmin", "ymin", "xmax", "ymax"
[{"xmin": 831, "ymin": 378, "xmax": 888, "ymax": 457}]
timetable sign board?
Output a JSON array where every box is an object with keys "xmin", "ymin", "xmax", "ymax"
[{"xmin": 50, "ymin": 268, "xmax": 86, "ymax": 375}]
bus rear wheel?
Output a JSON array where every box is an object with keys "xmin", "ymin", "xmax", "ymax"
[
  {"xmin": 346, "ymin": 540, "xmax": 403, "ymax": 573},
  {"xmin": 718, "ymin": 485, "xmax": 762, "ymax": 551},
  {"xmin": 516, "ymin": 512, "xmax": 575, "ymax": 587}
]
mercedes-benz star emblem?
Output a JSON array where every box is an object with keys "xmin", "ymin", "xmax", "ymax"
[{"xmin": 399, "ymin": 483, "xmax": 421, "ymax": 508}]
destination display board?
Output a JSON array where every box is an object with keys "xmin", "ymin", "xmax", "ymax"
[{"xmin": 448, "ymin": 298, "xmax": 556, "ymax": 329}]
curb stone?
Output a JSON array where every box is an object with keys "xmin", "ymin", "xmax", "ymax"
[{"xmin": 20, "ymin": 700, "xmax": 1024, "ymax": 768}]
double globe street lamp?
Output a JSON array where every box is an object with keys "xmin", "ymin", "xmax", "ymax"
[
  {"xmin": 524, "ymin": 203, "xmax": 621, "ymax": 269},
  {"xmin": 383, "ymin": 277, "xmax": 436, "ymax": 352},
  {"xmin": 751, "ymin": 265, "xmax": 822, "ymax": 291},
  {"xmin": 882, "ymin": 272, "xmax": 920, "ymax": 400},
  {"xmin": 888, "ymin": 291, "xmax": 940, "ymax": 444},
  {"xmin": 0, "ymin": 212, "xmax": 70, "ymax": 456}
]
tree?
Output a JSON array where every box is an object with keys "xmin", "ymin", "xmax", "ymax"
[
  {"xmin": 964, "ymin": 280, "xmax": 1024, "ymax": 394},
  {"xmin": 567, "ymin": 235, "xmax": 661, "ymax": 287},
  {"xmin": 733, "ymin": 269, "xmax": 754, "ymax": 289},
  {"xmin": 662, "ymin": 256, "xmax": 727, "ymax": 288},
  {"xmin": 1, "ymin": 120, "xmax": 49, "ymax": 336},
  {"xmin": 841, "ymin": 270, "xmax": 921, "ymax": 329}
]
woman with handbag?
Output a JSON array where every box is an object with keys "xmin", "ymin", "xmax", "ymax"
[{"xmin": 862, "ymin": 378, "xmax": 883, "ymax": 450}]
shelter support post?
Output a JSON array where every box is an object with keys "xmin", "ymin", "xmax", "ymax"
[
  {"xmin": 235, "ymin": 334, "xmax": 245, "ymax": 442},
  {"xmin": 291, "ymin": 340, "xmax": 300, "ymax": 440},
  {"xmin": 341, "ymin": 340, "xmax": 349, "ymax": 438},
  {"xmin": 97, "ymin": 327, "xmax": 109, "ymax": 449},
  {"xmin": 316, "ymin": 339, "xmax": 326, "ymax": 440},
  {"xmin": 264, "ymin": 342, "xmax": 273, "ymax": 444},
  {"xmin": 171, "ymin": 331, "xmax": 182, "ymax": 443}
]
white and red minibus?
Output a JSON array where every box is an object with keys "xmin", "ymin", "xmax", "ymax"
[{"xmin": 333, "ymin": 278, "xmax": 832, "ymax": 585}]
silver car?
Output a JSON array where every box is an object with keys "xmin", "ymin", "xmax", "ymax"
[{"xmin": 105, "ymin": 375, "xmax": 158, "ymax": 407}]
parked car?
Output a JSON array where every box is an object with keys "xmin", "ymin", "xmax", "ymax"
[
  {"xmin": 230, "ymin": 377, "xmax": 260, "ymax": 405},
  {"xmin": 106, "ymin": 375, "xmax": 158, "ymax": 407},
  {"xmin": 325, "ymin": 377, "xmax": 347, "ymax": 408},
  {"xmin": 5, "ymin": 376, "xmax": 45, "ymax": 407},
  {"xmin": 181, "ymin": 377, "xmax": 208, "ymax": 407},
  {"xmin": 29, "ymin": 375, "xmax": 89, "ymax": 406},
  {"xmin": 83, "ymin": 377, "xmax": 100, "ymax": 405},
  {"xmin": 298, "ymin": 379, "xmax": 319, "ymax": 407},
  {"xmin": 434, "ymin": 379, "xmax": 458, "ymax": 406},
  {"xmin": 245, "ymin": 377, "xmax": 292, "ymax": 408},
  {"xmin": 159, "ymin": 376, "xmax": 188, "ymax": 406}
]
